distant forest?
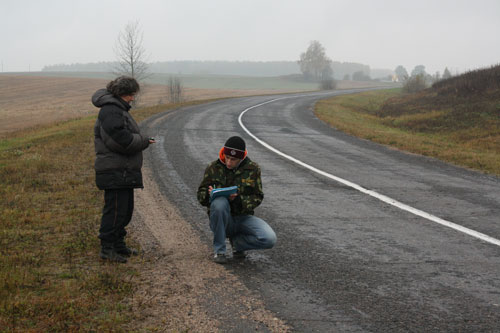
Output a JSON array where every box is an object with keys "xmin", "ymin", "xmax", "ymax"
[{"xmin": 42, "ymin": 61, "xmax": 393, "ymax": 79}]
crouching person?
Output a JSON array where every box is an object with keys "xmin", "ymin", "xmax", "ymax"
[{"xmin": 197, "ymin": 136, "xmax": 276, "ymax": 264}]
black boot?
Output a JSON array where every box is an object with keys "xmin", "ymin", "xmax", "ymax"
[
  {"xmin": 100, "ymin": 244, "xmax": 128, "ymax": 263},
  {"xmin": 114, "ymin": 240, "xmax": 138, "ymax": 257}
]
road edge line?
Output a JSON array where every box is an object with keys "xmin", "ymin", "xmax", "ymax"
[{"xmin": 238, "ymin": 96, "xmax": 500, "ymax": 248}]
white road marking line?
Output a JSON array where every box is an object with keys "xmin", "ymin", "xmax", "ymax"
[{"xmin": 238, "ymin": 97, "xmax": 500, "ymax": 247}]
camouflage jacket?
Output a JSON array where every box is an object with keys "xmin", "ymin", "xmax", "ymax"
[{"xmin": 197, "ymin": 157, "xmax": 263, "ymax": 216}]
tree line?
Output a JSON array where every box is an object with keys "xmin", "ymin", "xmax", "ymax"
[
  {"xmin": 395, "ymin": 64, "xmax": 454, "ymax": 93},
  {"xmin": 296, "ymin": 40, "xmax": 458, "ymax": 92},
  {"xmin": 297, "ymin": 40, "xmax": 378, "ymax": 90},
  {"xmin": 42, "ymin": 59, "xmax": 374, "ymax": 80},
  {"xmin": 50, "ymin": 21, "xmax": 455, "ymax": 96}
]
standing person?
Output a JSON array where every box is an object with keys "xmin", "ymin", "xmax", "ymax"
[
  {"xmin": 197, "ymin": 136, "xmax": 276, "ymax": 264},
  {"xmin": 92, "ymin": 76, "xmax": 155, "ymax": 263}
]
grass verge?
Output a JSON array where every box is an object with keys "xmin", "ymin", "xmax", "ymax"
[
  {"xmin": 0, "ymin": 100, "xmax": 203, "ymax": 331},
  {"xmin": 315, "ymin": 88, "xmax": 500, "ymax": 175}
]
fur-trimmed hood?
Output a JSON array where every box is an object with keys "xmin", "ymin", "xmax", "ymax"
[{"xmin": 91, "ymin": 89, "xmax": 131, "ymax": 111}]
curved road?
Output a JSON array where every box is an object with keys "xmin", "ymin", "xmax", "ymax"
[{"xmin": 141, "ymin": 90, "xmax": 500, "ymax": 332}]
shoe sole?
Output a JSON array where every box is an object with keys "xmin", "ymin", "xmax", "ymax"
[{"xmin": 232, "ymin": 252, "xmax": 246, "ymax": 259}]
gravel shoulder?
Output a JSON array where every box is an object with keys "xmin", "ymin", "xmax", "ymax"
[{"xmin": 126, "ymin": 164, "xmax": 290, "ymax": 332}]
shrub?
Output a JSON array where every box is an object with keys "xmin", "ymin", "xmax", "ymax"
[
  {"xmin": 166, "ymin": 76, "xmax": 184, "ymax": 103},
  {"xmin": 319, "ymin": 79, "xmax": 337, "ymax": 90},
  {"xmin": 402, "ymin": 74, "xmax": 427, "ymax": 93}
]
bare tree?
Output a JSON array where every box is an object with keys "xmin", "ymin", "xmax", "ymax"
[
  {"xmin": 166, "ymin": 76, "xmax": 184, "ymax": 103},
  {"xmin": 298, "ymin": 40, "xmax": 332, "ymax": 81},
  {"xmin": 113, "ymin": 21, "xmax": 150, "ymax": 82}
]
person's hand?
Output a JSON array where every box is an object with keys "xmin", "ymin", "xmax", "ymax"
[
  {"xmin": 208, "ymin": 186, "xmax": 213, "ymax": 195},
  {"xmin": 149, "ymin": 137, "xmax": 156, "ymax": 144},
  {"xmin": 228, "ymin": 193, "xmax": 238, "ymax": 201}
]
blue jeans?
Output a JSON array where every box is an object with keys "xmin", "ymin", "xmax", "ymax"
[{"xmin": 209, "ymin": 196, "xmax": 277, "ymax": 254}]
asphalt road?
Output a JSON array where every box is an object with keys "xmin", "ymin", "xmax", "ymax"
[{"xmin": 141, "ymin": 90, "xmax": 500, "ymax": 332}]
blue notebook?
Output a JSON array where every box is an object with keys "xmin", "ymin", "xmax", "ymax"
[{"xmin": 210, "ymin": 186, "xmax": 238, "ymax": 201}]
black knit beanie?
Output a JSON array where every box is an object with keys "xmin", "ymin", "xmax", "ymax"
[{"xmin": 223, "ymin": 136, "xmax": 246, "ymax": 159}]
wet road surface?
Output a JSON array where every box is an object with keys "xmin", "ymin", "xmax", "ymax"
[{"xmin": 141, "ymin": 91, "xmax": 500, "ymax": 332}]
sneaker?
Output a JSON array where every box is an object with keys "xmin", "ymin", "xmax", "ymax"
[
  {"xmin": 232, "ymin": 250, "xmax": 246, "ymax": 259},
  {"xmin": 213, "ymin": 253, "xmax": 228, "ymax": 264},
  {"xmin": 100, "ymin": 248, "xmax": 128, "ymax": 263},
  {"xmin": 229, "ymin": 238, "xmax": 246, "ymax": 259}
]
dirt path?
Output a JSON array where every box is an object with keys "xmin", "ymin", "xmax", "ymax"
[{"xmin": 126, "ymin": 165, "xmax": 290, "ymax": 332}]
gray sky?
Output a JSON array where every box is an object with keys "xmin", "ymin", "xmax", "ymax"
[{"xmin": 1, "ymin": 0, "xmax": 499, "ymax": 74}]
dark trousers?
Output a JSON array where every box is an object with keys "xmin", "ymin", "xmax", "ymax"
[{"xmin": 99, "ymin": 188, "xmax": 134, "ymax": 246}]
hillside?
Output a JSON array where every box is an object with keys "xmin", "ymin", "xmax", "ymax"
[
  {"xmin": 378, "ymin": 65, "xmax": 500, "ymax": 138},
  {"xmin": 315, "ymin": 65, "xmax": 500, "ymax": 175}
]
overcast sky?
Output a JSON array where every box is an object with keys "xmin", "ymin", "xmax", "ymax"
[{"xmin": 1, "ymin": 0, "xmax": 499, "ymax": 74}]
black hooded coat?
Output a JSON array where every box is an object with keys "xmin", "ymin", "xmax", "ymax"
[{"xmin": 92, "ymin": 89, "xmax": 150, "ymax": 190}]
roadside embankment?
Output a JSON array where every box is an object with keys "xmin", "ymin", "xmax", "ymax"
[{"xmin": 315, "ymin": 87, "xmax": 500, "ymax": 175}]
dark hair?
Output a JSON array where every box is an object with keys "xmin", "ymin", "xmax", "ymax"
[{"xmin": 106, "ymin": 76, "xmax": 140, "ymax": 97}]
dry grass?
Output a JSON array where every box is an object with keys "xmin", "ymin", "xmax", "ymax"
[
  {"xmin": 0, "ymin": 75, "xmax": 289, "ymax": 137},
  {"xmin": 0, "ymin": 74, "xmax": 391, "ymax": 137},
  {"xmin": 0, "ymin": 101, "xmax": 200, "ymax": 331},
  {"xmin": 0, "ymin": 115, "xmax": 132, "ymax": 331}
]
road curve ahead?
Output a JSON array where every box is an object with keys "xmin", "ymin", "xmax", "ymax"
[{"xmin": 141, "ymin": 90, "xmax": 500, "ymax": 332}]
